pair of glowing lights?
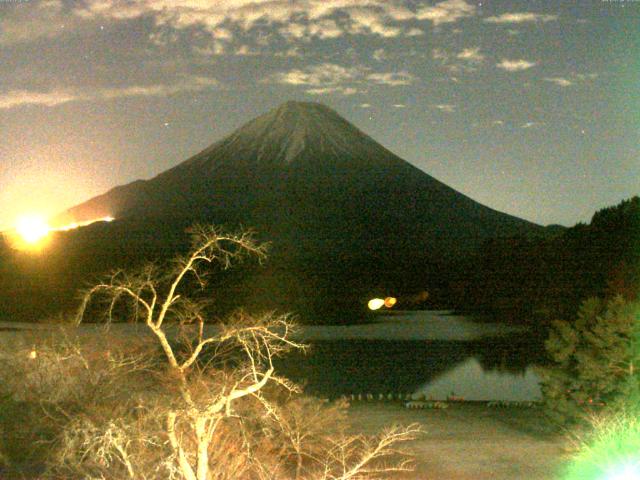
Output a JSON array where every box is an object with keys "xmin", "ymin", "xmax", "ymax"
[{"xmin": 367, "ymin": 297, "xmax": 397, "ymax": 310}]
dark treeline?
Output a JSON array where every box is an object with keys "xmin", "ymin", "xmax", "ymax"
[{"xmin": 451, "ymin": 196, "xmax": 640, "ymax": 325}]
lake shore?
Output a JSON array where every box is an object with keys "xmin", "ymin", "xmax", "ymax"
[{"xmin": 346, "ymin": 401, "xmax": 569, "ymax": 480}]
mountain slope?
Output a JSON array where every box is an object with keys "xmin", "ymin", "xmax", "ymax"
[
  {"xmin": 16, "ymin": 101, "xmax": 547, "ymax": 322},
  {"xmin": 58, "ymin": 101, "xmax": 541, "ymax": 255}
]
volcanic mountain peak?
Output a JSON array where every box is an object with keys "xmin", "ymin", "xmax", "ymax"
[{"xmin": 182, "ymin": 101, "xmax": 391, "ymax": 170}]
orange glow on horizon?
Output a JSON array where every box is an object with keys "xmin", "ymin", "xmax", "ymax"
[{"xmin": 5, "ymin": 215, "xmax": 115, "ymax": 251}]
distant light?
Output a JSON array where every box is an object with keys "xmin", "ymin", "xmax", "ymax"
[
  {"xmin": 15, "ymin": 215, "xmax": 50, "ymax": 245},
  {"xmin": 368, "ymin": 298, "xmax": 385, "ymax": 310},
  {"xmin": 384, "ymin": 297, "xmax": 397, "ymax": 308}
]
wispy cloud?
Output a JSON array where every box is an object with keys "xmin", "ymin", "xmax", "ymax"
[
  {"xmin": 432, "ymin": 47, "xmax": 483, "ymax": 74},
  {"xmin": 0, "ymin": 76, "xmax": 219, "ymax": 110},
  {"xmin": 366, "ymin": 71, "xmax": 415, "ymax": 86},
  {"xmin": 306, "ymin": 86, "xmax": 358, "ymax": 96},
  {"xmin": 434, "ymin": 104, "xmax": 456, "ymax": 113},
  {"xmin": 0, "ymin": 89, "xmax": 78, "ymax": 109},
  {"xmin": 484, "ymin": 12, "xmax": 558, "ymax": 24},
  {"xmin": 406, "ymin": 27, "xmax": 425, "ymax": 36},
  {"xmin": 456, "ymin": 47, "xmax": 484, "ymax": 63},
  {"xmin": 393, "ymin": 103, "xmax": 406, "ymax": 108},
  {"xmin": 269, "ymin": 63, "xmax": 415, "ymax": 95},
  {"xmin": 417, "ymin": 0, "xmax": 477, "ymax": 26},
  {"xmin": 496, "ymin": 59, "xmax": 537, "ymax": 71},
  {"xmin": 69, "ymin": 0, "xmax": 441, "ymax": 47},
  {"xmin": 544, "ymin": 77, "xmax": 573, "ymax": 87},
  {"xmin": 270, "ymin": 63, "xmax": 362, "ymax": 87}
]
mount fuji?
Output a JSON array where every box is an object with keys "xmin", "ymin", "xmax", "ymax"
[{"xmin": 7, "ymin": 102, "xmax": 546, "ymax": 322}]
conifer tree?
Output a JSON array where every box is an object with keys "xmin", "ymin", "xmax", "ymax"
[{"xmin": 539, "ymin": 295, "xmax": 640, "ymax": 425}]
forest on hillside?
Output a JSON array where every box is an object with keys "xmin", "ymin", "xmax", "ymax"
[{"xmin": 452, "ymin": 196, "xmax": 640, "ymax": 325}]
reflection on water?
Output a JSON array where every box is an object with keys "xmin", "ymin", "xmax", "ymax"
[
  {"xmin": 276, "ymin": 311, "xmax": 548, "ymax": 401},
  {"xmin": 416, "ymin": 357, "xmax": 541, "ymax": 401}
]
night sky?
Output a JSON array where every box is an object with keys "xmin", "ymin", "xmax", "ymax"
[{"xmin": 1, "ymin": 0, "xmax": 638, "ymax": 231}]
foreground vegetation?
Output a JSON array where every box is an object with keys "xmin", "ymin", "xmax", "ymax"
[
  {"xmin": 540, "ymin": 293, "xmax": 640, "ymax": 478},
  {"xmin": 0, "ymin": 226, "xmax": 419, "ymax": 479}
]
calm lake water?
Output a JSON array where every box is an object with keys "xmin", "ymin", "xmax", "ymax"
[
  {"xmin": 276, "ymin": 311, "xmax": 548, "ymax": 401},
  {"xmin": 0, "ymin": 311, "xmax": 549, "ymax": 402}
]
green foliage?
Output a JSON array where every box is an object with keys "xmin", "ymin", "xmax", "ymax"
[{"xmin": 539, "ymin": 296, "xmax": 640, "ymax": 426}]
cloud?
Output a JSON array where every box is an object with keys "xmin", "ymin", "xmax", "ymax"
[
  {"xmin": 359, "ymin": 103, "xmax": 372, "ymax": 108},
  {"xmin": 306, "ymin": 86, "xmax": 359, "ymax": 96},
  {"xmin": 0, "ymin": 75, "xmax": 219, "ymax": 110},
  {"xmin": 406, "ymin": 27, "xmax": 425, "ymax": 36},
  {"xmin": 270, "ymin": 63, "xmax": 363, "ymax": 87},
  {"xmin": 484, "ymin": 12, "xmax": 558, "ymax": 24},
  {"xmin": 70, "ymin": 0, "xmax": 421, "ymax": 44},
  {"xmin": 417, "ymin": 0, "xmax": 477, "ymax": 25},
  {"xmin": 280, "ymin": 18, "xmax": 344, "ymax": 40},
  {"xmin": 269, "ymin": 63, "xmax": 415, "ymax": 95},
  {"xmin": 544, "ymin": 77, "xmax": 573, "ymax": 87},
  {"xmin": 347, "ymin": 8, "xmax": 402, "ymax": 37},
  {"xmin": 432, "ymin": 47, "xmax": 483, "ymax": 75},
  {"xmin": 576, "ymin": 73, "xmax": 598, "ymax": 80},
  {"xmin": 393, "ymin": 103, "xmax": 406, "ymax": 108},
  {"xmin": 496, "ymin": 59, "xmax": 537, "ymax": 71},
  {"xmin": 3, "ymin": 0, "xmax": 478, "ymax": 53},
  {"xmin": 456, "ymin": 47, "xmax": 484, "ymax": 62},
  {"xmin": 366, "ymin": 71, "xmax": 415, "ymax": 86},
  {"xmin": 0, "ymin": 89, "xmax": 79, "ymax": 109},
  {"xmin": 434, "ymin": 104, "xmax": 456, "ymax": 113},
  {"xmin": 521, "ymin": 121, "xmax": 538, "ymax": 128}
]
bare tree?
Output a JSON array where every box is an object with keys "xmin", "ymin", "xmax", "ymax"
[{"xmin": 64, "ymin": 225, "xmax": 421, "ymax": 480}]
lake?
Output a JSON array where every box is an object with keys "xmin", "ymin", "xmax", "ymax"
[
  {"xmin": 0, "ymin": 311, "xmax": 549, "ymax": 402},
  {"xmin": 276, "ymin": 310, "xmax": 548, "ymax": 401}
]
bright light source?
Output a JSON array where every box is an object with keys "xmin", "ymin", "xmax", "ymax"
[
  {"xmin": 368, "ymin": 298, "xmax": 385, "ymax": 310},
  {"xmin": 605, "ymin": 461, "xmax": 640, "ymax": 480},
  {"xmin": 15, "ymin": 215, "xmax": 50, "ymax": 244},
  {"xmin": 384, "ymin": 297, "xmax": 397, "ymax": 308}
]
